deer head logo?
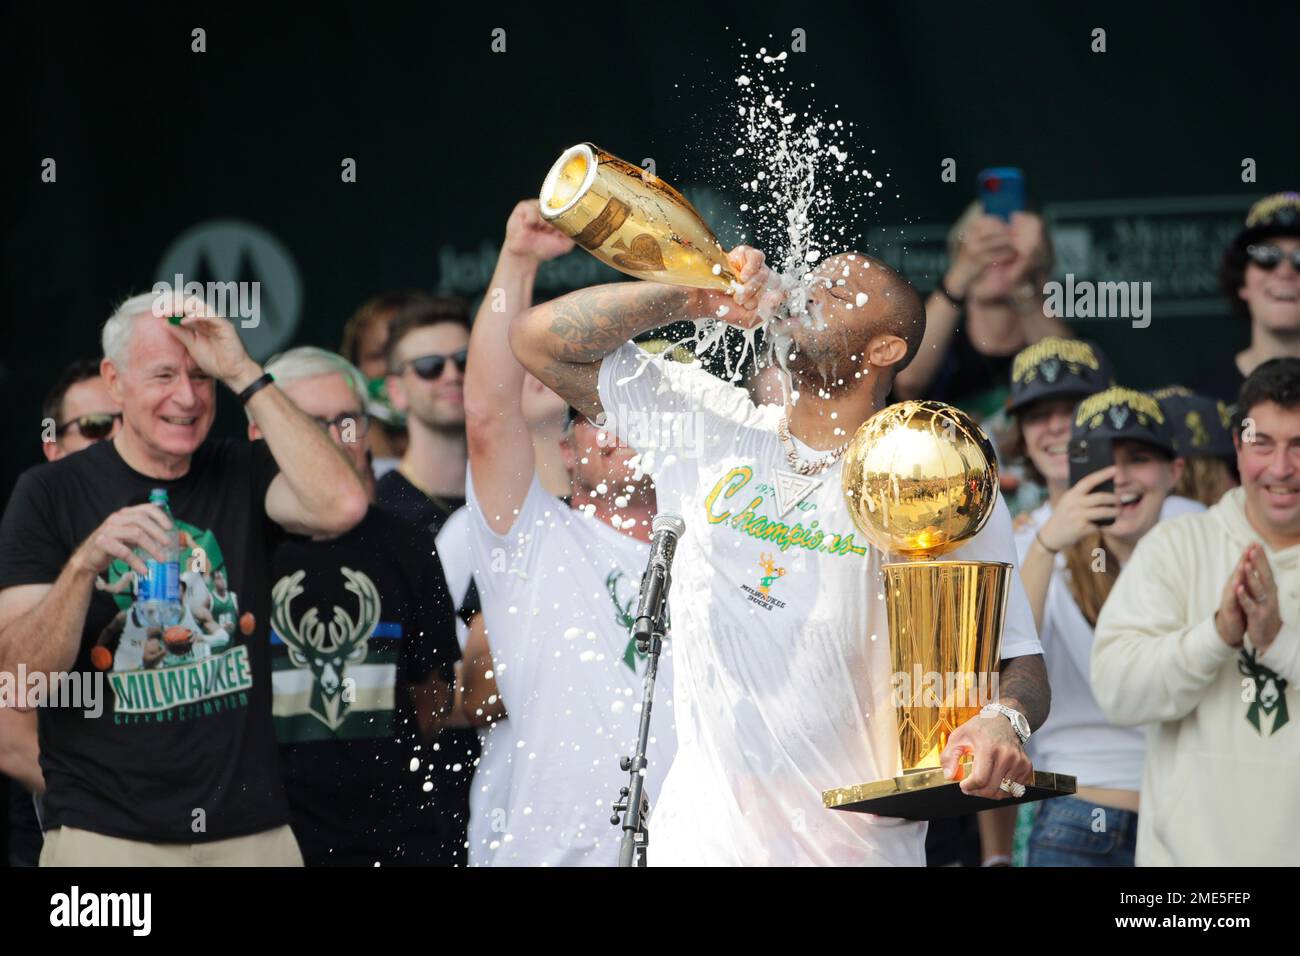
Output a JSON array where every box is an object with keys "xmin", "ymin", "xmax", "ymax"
[
  {"xmin": 272, "ymin": 567, "xmax": 381, "ymax": 730},
  {"xmin": 1239, "ymin": 648, "xmax": 1290, "ymax": 735},
  {"xmin": 606, "ymin": 569, "xmax": 644, "ymax": 672},
  {"xmin": 757, "ymin": 552, "xmax": 786, "ymax": 596}
]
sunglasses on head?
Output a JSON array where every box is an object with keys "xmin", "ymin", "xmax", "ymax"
[
  {"xmin": 404, "ymin": 349, "xmax": 468, "ymax": 380},
  {"xmin": 56, "ymin": 412, "xmax": 121, "ymax": 440},
  {"xmin": 1247, "ymin": 244, "xmax": 1300, "ymax": 271}
]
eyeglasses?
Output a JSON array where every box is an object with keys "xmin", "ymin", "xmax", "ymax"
[
  {"xmin": 403, "ymin": 349, "xmax": 468, "ymax": 381},
  {"xmin": 56, "ymin": 412, "xmax": 122, "ymax": 440},
  {"xmin": 312, "ymin": 411, "xmax": 370, "ymax": 437},
  {"xmin": 1247, "ymin": 244, "xmax": 1300, "ymax": 271}
]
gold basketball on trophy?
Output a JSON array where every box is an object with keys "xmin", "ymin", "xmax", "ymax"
[
  {"xmin": 823, "ymin": 400, "xmax": 1075, "ymax": 819},
  {"xmin": 841, "ymin": 401, "xmax": 1000, "ymax": 559}
]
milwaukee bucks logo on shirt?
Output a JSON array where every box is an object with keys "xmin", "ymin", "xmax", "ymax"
[
  {"xmin": 271, "ymin": 568, "xmax": 381, "ymax": 731},
  {"xmin": 1239, "ymin": 649, "xmax": 1290, "ymax": 736},
  {"xmin": 606, "ymin": 570, "xmax": 646, "ymax": 673}
]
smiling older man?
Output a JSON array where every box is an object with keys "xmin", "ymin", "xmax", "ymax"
[{"xmin": 0, "ymin": 292, "xmax": 367, "ymax": 866}]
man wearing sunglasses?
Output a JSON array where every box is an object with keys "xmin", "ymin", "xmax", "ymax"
[
  {"xmin": 372, "ymin": 296, "xmax": 480, "ymax": 864},
  {"xmin": 377, "ymin": 297, "xmax": 471, "ymax": 528},
  {"xmin": 41, "ymin": 358, "xmax": 123, "ymax": 462},
  {"xmin": 1196, "ymin": 192, "xmax": 1300, "ymax": 408}
]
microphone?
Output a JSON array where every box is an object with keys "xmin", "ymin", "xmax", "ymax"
[{"xmin": 632, "ymin": 512, "xmax": 685, "ymax": 648}]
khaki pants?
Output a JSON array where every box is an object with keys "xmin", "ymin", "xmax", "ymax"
[{"xmin": 40, "ymin": 824, "xmax": 303, "ymax": 867}]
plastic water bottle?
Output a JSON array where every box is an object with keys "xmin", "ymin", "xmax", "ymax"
[{"xmin": 136, "ymin": 488, "xmax": 182, "ymax": 629}]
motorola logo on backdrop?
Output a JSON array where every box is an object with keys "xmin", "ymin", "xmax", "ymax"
[{"xmin": 156, "ymin": 219, "xmax": 302, "ymax": 361}]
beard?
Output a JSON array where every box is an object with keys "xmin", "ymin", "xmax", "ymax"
[{"xmin": 772, "ymin": 324, "xmax": 871, "ymax": 394}]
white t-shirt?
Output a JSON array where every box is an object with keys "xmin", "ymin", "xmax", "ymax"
[
  {"xmin": 435, "ymin": 507, "xmax": 474, "ymax": 655},
  {"xmin": 1013, "ymin": 503, "xmax": 1144, "ymax": 791},
  {"xmin": 460, "ymin": 465, "xmax": 676, "ymax": 866},
  {"xmin": 1161, "ymin": 494, "xmax": 1205, "ymax": 520},
  {"xmin": 1013, "ymin": 494, "xmax": 1204, "ymax": 790},
  {"xmin": 598, "ymin": 344, "xmax": 1043, "ymax": 866}
]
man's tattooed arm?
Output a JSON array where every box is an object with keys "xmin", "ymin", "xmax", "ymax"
[
  {"xmin": 508, "ymin": 282, "xmax": 701, "ymax": 421},
  {"xmin": 998, "ymin": 653, "xmax": 1051, "ymax": 731}
]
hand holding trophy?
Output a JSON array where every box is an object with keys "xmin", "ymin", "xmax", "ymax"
[{"xmin": 825, "ymin": 400, "xmax": 1075, "ymax": 819}]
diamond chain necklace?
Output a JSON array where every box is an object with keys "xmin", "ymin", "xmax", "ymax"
[{"xmin": 777, "ymin": 415, "xmax": 849, "ymax": 476}]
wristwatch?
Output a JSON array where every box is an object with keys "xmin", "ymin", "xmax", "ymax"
[{"xmin": 980, "ymin": 702, "xmax": 1031, "ymax": 746}]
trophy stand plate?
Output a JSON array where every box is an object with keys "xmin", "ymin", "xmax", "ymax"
[{"xmin": 822, "ymin": 767, "xmax": 1077, "ymax": 820}]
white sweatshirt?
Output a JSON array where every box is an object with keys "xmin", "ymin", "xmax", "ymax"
[{"xmin": 1092, "ymin": 487, "xmax": 1300, "ymax": 866}]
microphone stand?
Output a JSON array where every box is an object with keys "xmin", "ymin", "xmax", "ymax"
[{"xmin": 610, "ymin": 570, "xmax": 670, "ymax": 867}]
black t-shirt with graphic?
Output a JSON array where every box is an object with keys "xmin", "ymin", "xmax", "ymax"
[
  {"xmin": 374, "ymin": 469, "xmax": 480, "ymax": 866},
  {"xmin": 271, "ymin": 507, "xmax": 460, "ymax": 866},
  {"xmin": 0, "ymin": 438, "xmax": 287, "ymax": 843}
]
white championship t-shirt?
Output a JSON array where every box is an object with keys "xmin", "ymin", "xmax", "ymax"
[
  {"xmin": 459, "ymin": 465, "xmax": 676, "ymax": 866},
  {"xmin": 598, "ymin": 343, "xmax": 1044, "ymax": 867}
]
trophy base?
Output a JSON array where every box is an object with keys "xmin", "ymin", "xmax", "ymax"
[{"xmin": 822, "ymin": 765, "xmax": 1077, "ymax": 821}]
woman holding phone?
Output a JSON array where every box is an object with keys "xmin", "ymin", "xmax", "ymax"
[
  {"xmin": 978, "ymin": 340, "xmax": 1196, "ymax": 866},
  {"xmin": 1012, "ymin": 370, "xmax": 1191, "ymax": 866}
]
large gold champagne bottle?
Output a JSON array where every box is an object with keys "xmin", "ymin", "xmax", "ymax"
[{"xmin": 538, "ymin": 143, "xmax": 738, "ymax": 291}]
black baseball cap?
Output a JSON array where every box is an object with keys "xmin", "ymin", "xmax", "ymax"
[
  {"xmin": 1151, "ymin": 386, "xmax": 1234, "ymax": 461},
  {"xmin": 1006, "ymin": 337, "xmax": 1114, "ymax": 415},
  {"xmin": 1232, "ymin": 192, "xmax": 1300, "ymax": 251},
  {"xmin": 1071, "ymin": 386, "xmax": 1176, "ymax": 455}
]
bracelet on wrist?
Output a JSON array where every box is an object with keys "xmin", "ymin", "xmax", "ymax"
[
  {"xmin": 982, "ymin": 854, "xmax": 1012, "ymax": 867},
  {"xmin": 936, "ymin": 277, "xmax": 966, "ymax": 308},
  {"xmin": 1034, "ymin": 530, "xmax": 1058, "ymax": 555},
  {"xmin": 237, "ymin": 371, "xmax": 275, "ymax": 405}
]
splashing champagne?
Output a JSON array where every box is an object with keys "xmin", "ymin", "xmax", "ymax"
[{"xmin": 539, "ymin": 143, "xmax": 739, "ymax": 291}]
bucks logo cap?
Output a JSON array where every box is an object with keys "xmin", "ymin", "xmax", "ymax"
[
  {"xmin": 1071, "ymin": 386, "xmax": 1176, "ymax": 455},
  {"xmin": 1151, "ymin": 386, "xmax": 1234, "ymax": 461},
  {"xmin": 1007, "ymin": 337, "xmax": 1113, "ymax": 415}
]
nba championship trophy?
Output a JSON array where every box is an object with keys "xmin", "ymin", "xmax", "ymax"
[
  {"xmin": 539, "ymin": 143, "xmax": 739, "ymax": 290},
  {"xmin": 823, "ymin": 401, "xmax": 1075, "ymax": 819}
]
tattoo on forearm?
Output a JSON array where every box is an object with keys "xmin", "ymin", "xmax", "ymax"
[
  {"xmin": 546, "ymin": 285, "xmax": 695, "ymax": 364},
  {"xmin": 537, "ymin": 360, "xmax": 602, "ymax": 421},
  {"xmin": 999, "ymin": 654, "xmax": 1050, "ymax": 731},
  {"xmin": 532, "ymin": 284, "xmax": 697, "ymax": 419}
]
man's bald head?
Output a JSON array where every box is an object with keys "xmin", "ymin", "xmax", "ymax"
[{"xmin": 775, "ymin": 252, "xmax": 925, "ymax": 391}]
